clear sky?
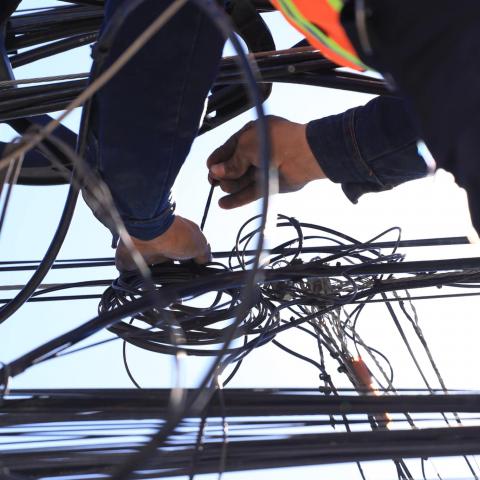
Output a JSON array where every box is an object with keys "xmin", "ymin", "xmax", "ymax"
[{"xmin": 2, "ymin": 2, "xmax": 480, "ymax": 479}]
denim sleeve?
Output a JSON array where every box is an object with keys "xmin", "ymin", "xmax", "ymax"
[{"xmin": 306, "ymin": 96, "xmax": 428, "ymax": 202}]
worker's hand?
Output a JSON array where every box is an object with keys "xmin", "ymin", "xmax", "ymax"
[
  {"xmin": 207, "ymin": 116, "xmax": 326, "ymax": 209},
  {"xmin": 115, "ymin": 215, "xmax": 211, "ymax": 271}
]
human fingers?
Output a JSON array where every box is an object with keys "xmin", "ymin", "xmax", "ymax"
[
  {"xmin": 207, "ymin": 136, "xmax": 242, "ymax": 185},
  {"xmin": 115, "ymin": 242, "xmax": 169, "ymax": 272},
  {"xmin": 180, "ymin": 217, "xmax": 211, "ymax": 264},
  {"xmin": 207, "ymin": 122, "xmax": 255, "ymax": 181},
  {"xmin": 206, "ymin": 120, "xmax": 255, "ymax": 167},
  {"xmin": 115, "ymin": 216, "xmax": 211, "ymax": 271},
  {"xmin": 168, "ymin": 217, "xmax": 211, "ymax": 264},
  {"xmin": 209, "ymin": 150, "xmax": 255, "ymax": 182},
  {"xmin": 216, "ymin": 166, "xmax": 256, "ymax": 194},
  {"xmin": 218, "ymin": 183, "xmax": 260, "ymax": 209},
  {"xmin": 207, "ymin": 134, "xmax": 238, "ymax": 169}
]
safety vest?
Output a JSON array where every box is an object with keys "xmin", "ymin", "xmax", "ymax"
[{"xmin": 271, "ymin": 0, "xmax": 365, "ymax": 71}]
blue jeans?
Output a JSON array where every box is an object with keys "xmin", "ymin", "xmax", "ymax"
[{"xmin": 87, "ymin": 0, "xmax": 225, "ymax": 240}]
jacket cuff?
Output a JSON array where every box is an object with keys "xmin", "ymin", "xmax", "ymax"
[
  {"xmin": 306, "ymin": 97, "xmax": 428, "ymax": 203},
  {"xmin": 307, "ymin": 109, "xmax": 382, "ymax": 189}
]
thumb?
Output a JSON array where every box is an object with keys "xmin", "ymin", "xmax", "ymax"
[
  {"xmin": 209, "ymin": 153, "xmax": 250, "ymax": 180},
  {"xmin": 207, "ymin": 121, "xmax": 255, "ymax": 176}
]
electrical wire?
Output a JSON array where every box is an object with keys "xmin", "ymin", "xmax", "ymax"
[
  {"xmin": 3, "ymin": 3, "xmax": 480, "ymax": 480},
  {"xmin": 0, "ymin": 0, "xmax": 189, "ymax": 171}
]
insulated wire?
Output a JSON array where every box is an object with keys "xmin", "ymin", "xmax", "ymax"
[
  {"xmin": 0, "ymin": 72, "xmax": 90, "ymax": 88},
  {"xmin": 3, "ymin": 2, "xmax": 480, "ymax": 476},
  {"xmin": 0, "ymin": 0, "xmax": 189, "ymax": 171}
]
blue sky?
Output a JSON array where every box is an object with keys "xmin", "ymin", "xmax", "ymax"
[{"xmin": 2, "ymin": 2, "xmax": 480, "ymax": 479}]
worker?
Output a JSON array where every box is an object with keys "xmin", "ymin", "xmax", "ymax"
[{"xmin": 85, "ymin": 0, "xmax": 477, "ymax": 270}]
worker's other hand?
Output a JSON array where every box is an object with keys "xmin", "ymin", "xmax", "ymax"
[
  {"xmin": 115, "ymin": 215, "xmax": 211, "ymax": 271},
  {"xmin": 207, "ymin": 116, "xmax": 326, "ymax": 209}
]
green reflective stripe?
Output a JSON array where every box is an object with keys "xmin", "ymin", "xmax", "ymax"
[
  {"xmin": 277, "ymin": 0, "xmax": 365, "ymax": 68},
  {"xmin": 327, "ymin": 0, "xmax": 344, "ymax": 13}
]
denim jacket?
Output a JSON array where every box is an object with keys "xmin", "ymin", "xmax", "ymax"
[{"xmin": 306, "ymin": 95, "xmax": 428, "ymax": 203}]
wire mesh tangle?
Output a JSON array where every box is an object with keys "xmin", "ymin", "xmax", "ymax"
[
  {"xmin": 90, "ymin": 216, "xmax": 480, "ymax": 479},
  {"xmin": 3, "ymin": 215, "xmax": 480, "ymax": 479},
  {"xmin": 100, "ymin": 214, "xmax": 477, "ymax": 366}
]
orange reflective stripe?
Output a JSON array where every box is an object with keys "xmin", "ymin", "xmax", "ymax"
[{"xmin": 271, "ymin": 0, "xmax": 365, "ymax": 71}]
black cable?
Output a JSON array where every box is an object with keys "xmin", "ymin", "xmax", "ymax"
[
  {"xmin": 0, "ymin": 295, "xmax": 153, "ymax": 381},
  {"xmin": 0, "ymin": 234, "xmax": 469, "ymax": 271},
  {"xmin": 200, "ymin": 184, "xmax": 215, "ymax": 231},
  {"xmin": 92, "ymin": 214, "xmax": 480, "ymax": 364},
  {"xmin": 122, "ymin": 319, "xmax": 142, "ymax": 389},
  {"xmin": 0, "ymin": 185, "xmax": 80, "ymax": 324},
  {"xmin": 8, "ymin": 247, "xmax": 478, "ymax": 376},
  {"xmin": 4, "ymin": 4, "xmax": 480, "ymax": 475},
  {"xmin": 0, "ymin": 0, "xmax": 103, "ymax": 326}
]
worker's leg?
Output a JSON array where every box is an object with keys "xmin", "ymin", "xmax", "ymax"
[{"xmin": 87, "ymin": 0, "xmax": 225, "ymax": 240}]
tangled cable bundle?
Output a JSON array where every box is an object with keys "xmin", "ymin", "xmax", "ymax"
[
  {"xmin": 97, "ymin": 215, "xmax": 480, "ymax": 480},
  {"xmin": 101, "ymin": 214, "xmax": 405, "ymax": 365},
  {"xmin": 5, "ymin": 2, "xmax": 480, "ymax": 478}
]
